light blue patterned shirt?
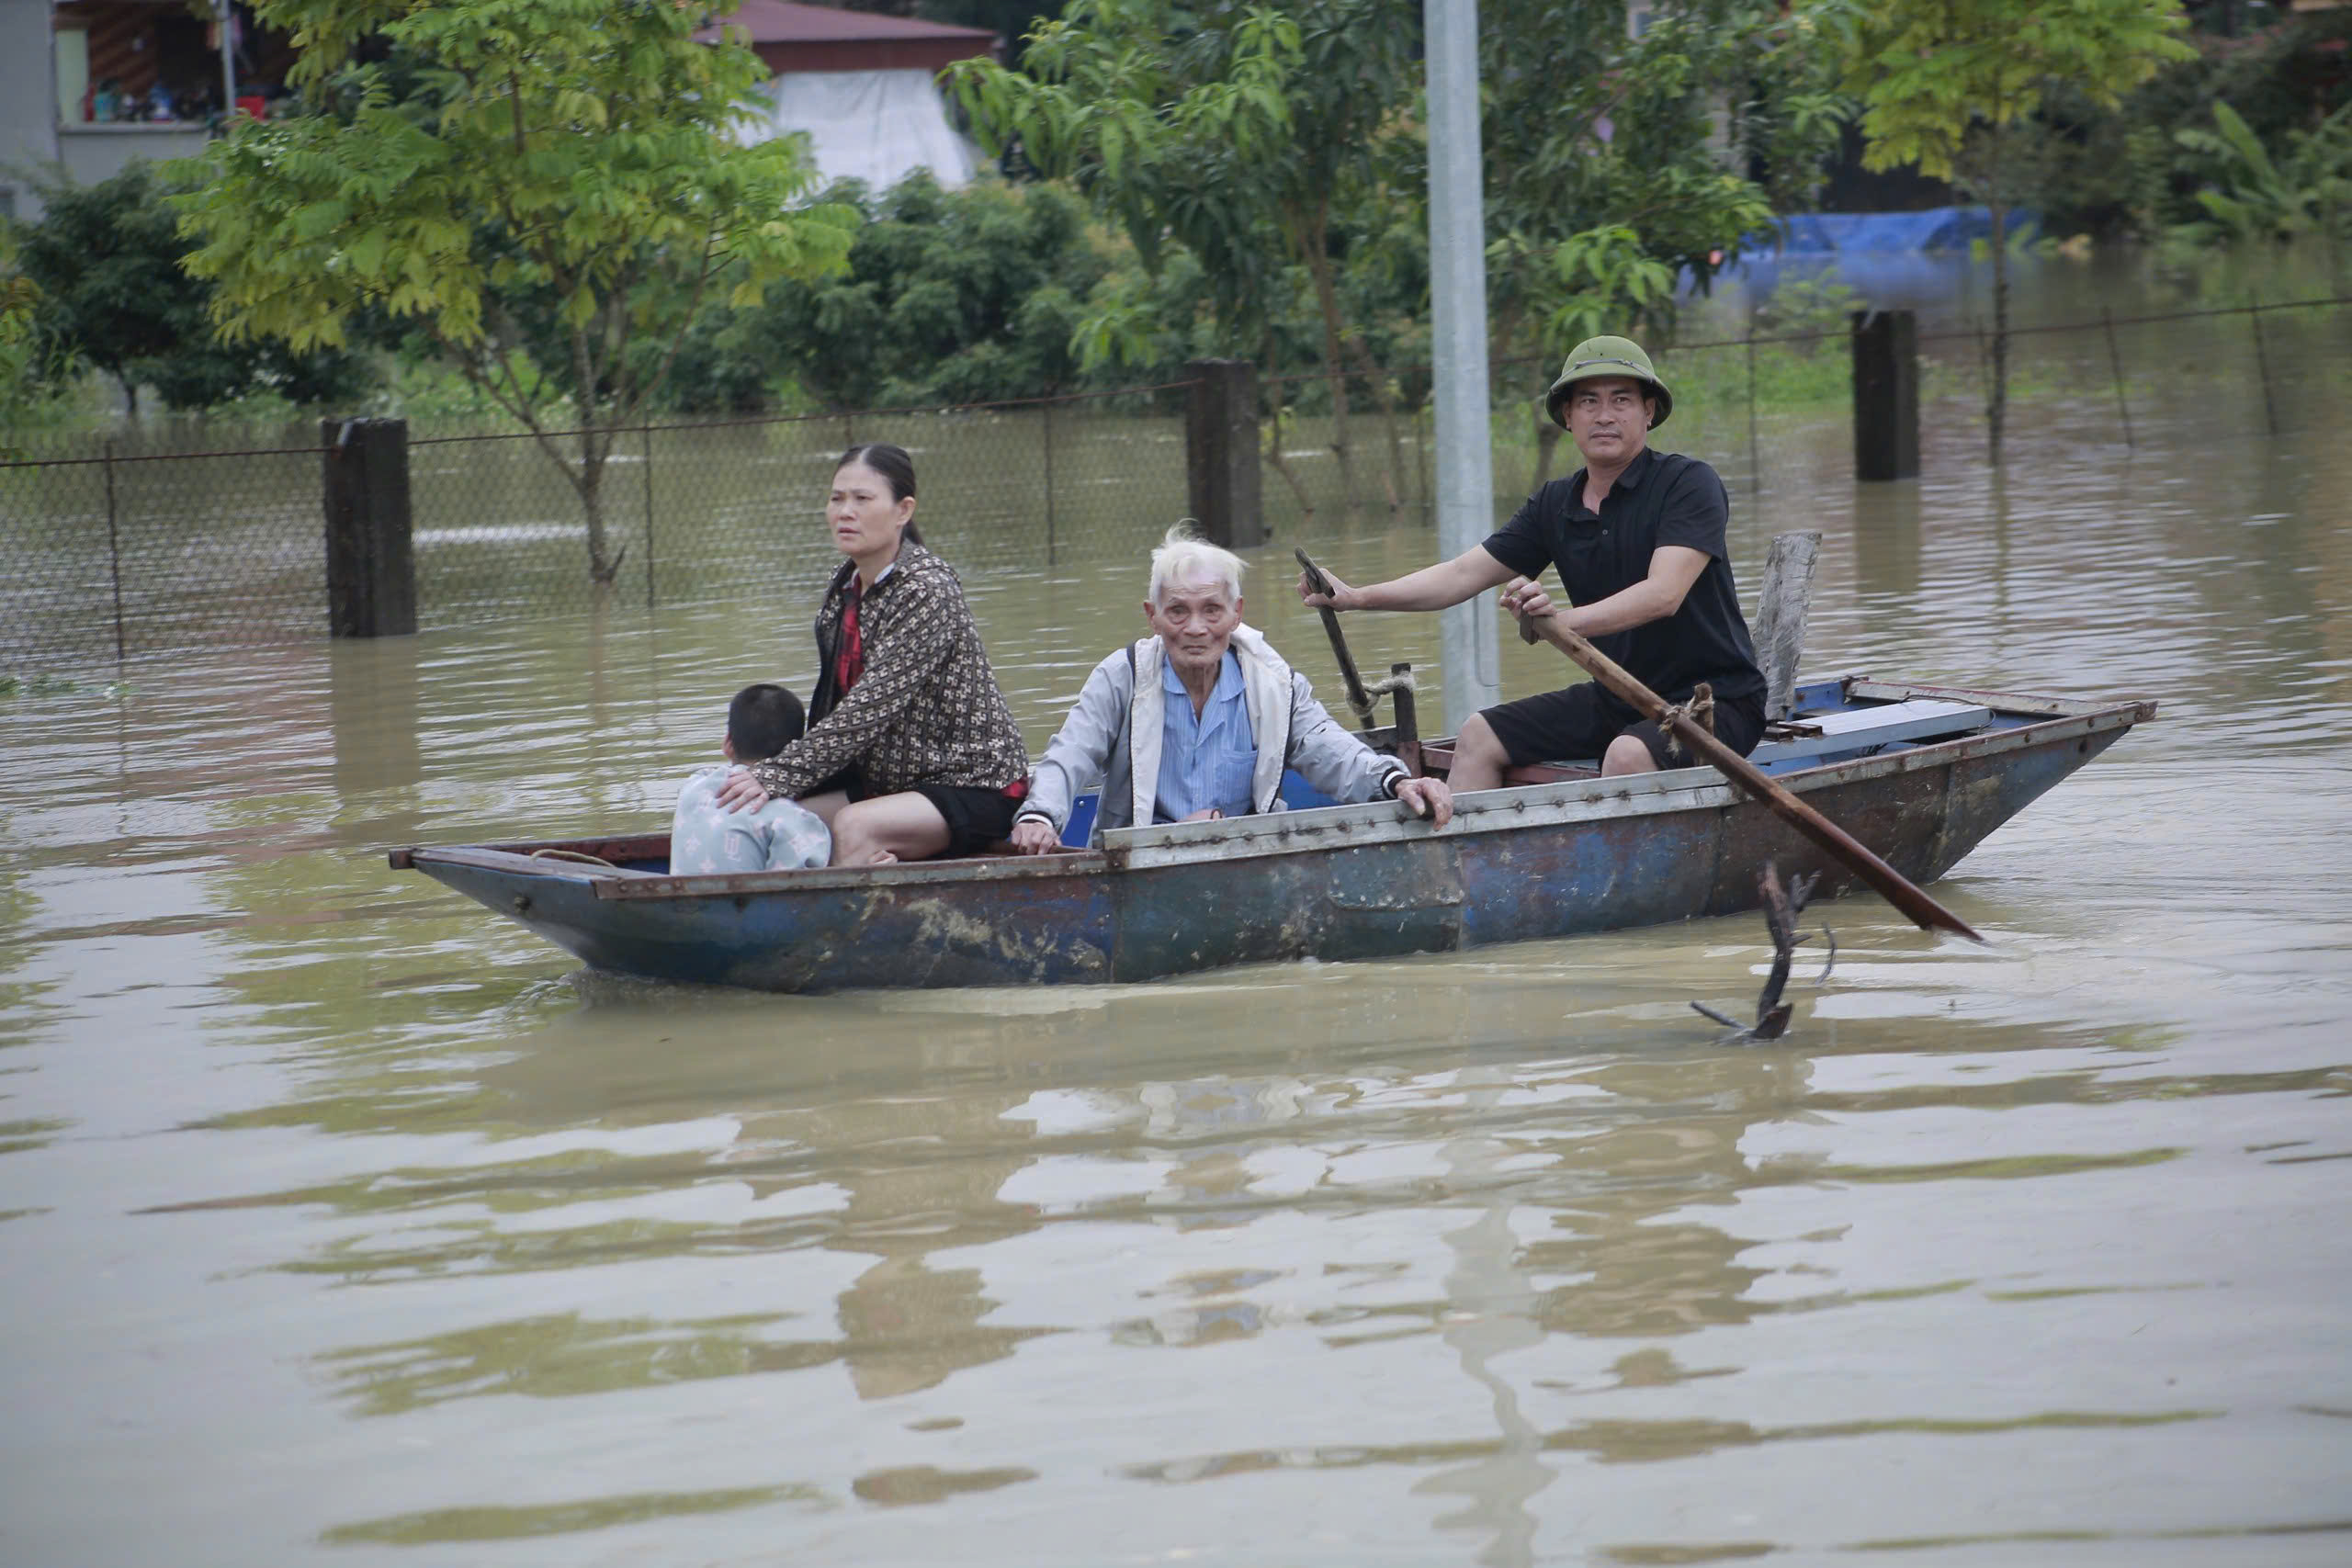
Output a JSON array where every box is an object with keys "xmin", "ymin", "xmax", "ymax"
[
  {"xmin": 1155, "ymin": 649, "xmax": 1258, "ymax": 821},
  {"xmin": 672, "ymin": 766, "xmax": 832, "ymax": 874}
]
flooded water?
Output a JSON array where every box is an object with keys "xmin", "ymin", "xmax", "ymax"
[{"xmin": 6, "ymin": 263, "xmax": 2352, "ymax": 1565}]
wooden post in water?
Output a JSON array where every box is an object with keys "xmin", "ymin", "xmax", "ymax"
[
  {"xmin": 321, "ymin": 417, "xmax": 417, "ymax": 638},
  {"xmin": 1751, "ymin": 530, "xmax": 1821, "ymax": 722},
  {"xmin": 1185, "ymin": 358, "xmax": 1264, "ymax": 548},
  {"xmin": 1851, "ymin": 309, "xmax": 1919, "ymax": 481}
]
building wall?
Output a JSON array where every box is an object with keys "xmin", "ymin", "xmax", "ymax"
[
  {"xmin": 58, "ymin": 122, "xmax": 210, "ymax": 186},
  {"xmin": 1, "ymin": 0, "xmax": 62, "ymax": 220}
]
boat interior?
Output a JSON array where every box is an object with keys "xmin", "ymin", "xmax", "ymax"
[{"xmin": 391, "ymin": 675, "xmax": 2050, "ymax": 879}]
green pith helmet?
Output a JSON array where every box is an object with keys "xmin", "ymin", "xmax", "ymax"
[{"xmin": 1544, "ymin": 335, "xmax": 1672, "ymax": 431}]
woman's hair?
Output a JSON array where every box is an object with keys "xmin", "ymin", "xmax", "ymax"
[
  {"xmin": 1148, "ymin": 524, "xmax": 1245, "ymax": 606},
  {"xmin": 834, "ymin": 443, "xmax": 922, "ymax": 547}
]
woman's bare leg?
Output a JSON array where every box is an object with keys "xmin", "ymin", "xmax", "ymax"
[
  {"xmin": 797, "ymin": 790, "xmax": 854, "ymax": 827},
  {"xmin": 829, "ymin": 792, "xmax": 952, "ymax": 865}
]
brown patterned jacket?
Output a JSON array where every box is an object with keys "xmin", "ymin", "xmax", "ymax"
[{"xmin": 750, "ymin": 541, "xmax": 1030, "ymax": 800}]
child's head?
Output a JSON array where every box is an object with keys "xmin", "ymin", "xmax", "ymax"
[{"xmin": 723, "ymin": 683, "xmax": 806, "ymax": 763}]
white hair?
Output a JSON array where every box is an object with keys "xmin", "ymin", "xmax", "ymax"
[{"xmin": 1148, "ymin": 525, "xmax": 1245, "ymax": 606}]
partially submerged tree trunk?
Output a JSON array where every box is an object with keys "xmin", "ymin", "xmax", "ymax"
[
  {"xmin": 1528, "ymin": 404, "xmax": 1564, "ymax": 491},
  {"xmin": 1296, "ymin": 213, "xmax": 1363, "ymax": 513},
  {"xmin": 570, "ymin": 422, "xmax": 626, "ymax": 587},
  {"xmin": 1341, "ymin": 333, "xmax": 1408, "ymax": 512},
  {"xmin": 1260, "ymin": 357, "xmax": 1316, "ymax": 521}
]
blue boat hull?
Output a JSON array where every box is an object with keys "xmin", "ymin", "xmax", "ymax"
[{"xmin": 394, "ymin": 678, "xmax": 2152, "ymax": 991}]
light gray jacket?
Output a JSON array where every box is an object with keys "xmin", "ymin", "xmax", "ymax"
[{"xmin": 1018, "ymin": 624, "xmax": 1407, "ymax": 843}]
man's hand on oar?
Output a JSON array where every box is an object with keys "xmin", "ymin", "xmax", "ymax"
[
  {"xmin": 1498, "ymin": 576, "xmax": 1554, "ymax": 645},
  {"xmin": 1294, "ymin": 549, "xmax": 1377, "ymax": 729},
  {"xmin": 1296, "ymin": 560, "xmax": 1358, "ymax": 612}
]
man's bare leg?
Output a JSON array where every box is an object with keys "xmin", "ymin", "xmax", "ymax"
[
  {"xmin": 1600, "ymin": 735, "xmax": 1658, "ymax": 776},
  {"xmin": 1447, "ymin": 713, "xmax": 1511, "ymax": 792},
  {"xmin": 829, "ymin": 792, "xmax": 953, "ymax": 865}
]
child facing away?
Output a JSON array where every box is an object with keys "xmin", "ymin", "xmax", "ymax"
[{"xmin": 671, "ymin": 684, "xmax": 832, "ymax": 874}]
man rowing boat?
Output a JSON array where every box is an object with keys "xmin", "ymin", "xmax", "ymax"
[{"xmin": 1299, "ymin": 335, "xmax": 1768, "ymax": 783}]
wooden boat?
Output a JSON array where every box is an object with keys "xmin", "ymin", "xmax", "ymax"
[{"xmin": 390, "ymin": 676, "xmax": 2154, "ymax": 992}]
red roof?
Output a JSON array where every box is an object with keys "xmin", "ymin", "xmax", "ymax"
[{"xmin": 697, "ymin": 1, "xmax": 999, "ymax": 73}]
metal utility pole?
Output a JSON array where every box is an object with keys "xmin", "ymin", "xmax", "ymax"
[
  {"xmin": 1423, "ymin": 0, "xmax": 1498, "ymax": 725},
  {"xmin": 218, "ymin": 2, "xmax": 240, "ymax": 117}
]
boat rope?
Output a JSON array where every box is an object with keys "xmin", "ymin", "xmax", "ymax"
[
  {"xmin": 528, "ymin": 847, "xmax": 617, "ymax": 868},
  {"xmin": 1344, "ymin": 666, "xmax": 1418, "ymax": 720},
  {"xmin": 1659, "ymin": 682, "xmax": 1715, "ymax": 761}
]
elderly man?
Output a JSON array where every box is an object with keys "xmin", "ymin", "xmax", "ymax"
[
  {"xmin": 1300, "ymin": 334, "xmax": 1766, "ymax": 784},
  {"xmin": 1009, "ymin": 527, "xmax": 1453, "ymax": 851}
]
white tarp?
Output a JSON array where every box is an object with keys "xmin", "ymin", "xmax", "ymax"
[{"xmin": 738, "ymin": 68, "xmax": 978, "ymax": 191}]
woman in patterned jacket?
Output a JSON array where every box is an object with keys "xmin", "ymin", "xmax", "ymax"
[{"xmin": 714, "ymin": 444, "xmax": 1031, "ymax": 863}]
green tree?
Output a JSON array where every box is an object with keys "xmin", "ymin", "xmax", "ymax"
[
  {"xmin": 1832, "ymin": 0, "xmax": 2193, "ymax": 460},
  {"xmin": 176, "ymin": 0, "xmax": 858, "ymax": 583},
  {"xmin": 0, "ymin": 231, "xmax": 49, "ymax": 452},
  {"xmin": 12, "ymin": 164, "xmax": 370, "ymax": 417},
  {"xmin": 2171, "ymin": 99, "xmax": 2352, "ymax": 244},
  {"xmin": 1477, "ymin": 0, "xmax": 1843, "ymax": 487},
  {"xmin": 669, "ymin": 173, "xmax": 1113, "ymax": 412},
  {"xmin": 952, "ymin": 0, "xmax": 1427, "ymax": 512}
]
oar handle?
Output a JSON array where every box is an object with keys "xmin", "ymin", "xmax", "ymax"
[
  {"xmin": 1550, "ymin": 624, "xmax": 1984, "ymax": 942},
  {"xmin": 1295, "ymin": 548, "xmax": 1376, "ymax": 727}
]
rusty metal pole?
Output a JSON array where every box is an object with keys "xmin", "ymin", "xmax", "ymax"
[
  {"xmin": 1043, "ymin": 397, "xmax": 1057, "ymax": 566},
  {"xmin": 103, "ymin": 439, "xmax": 126, "ymax": 661},
  {"xmin": 2249, "ymin": 300, "xmax": 2278, "ymax": 436},
  {"xmin": 641, "ymin": 422, "xmax": 656, "ymax": 611},
  {"xmin": 2102, "ymin": 309, "xmax": 2134, "ymax": 451}
]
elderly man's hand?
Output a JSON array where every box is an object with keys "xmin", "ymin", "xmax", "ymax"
[
  {"xmin": 1393, "ymin": 775, "xmax": 1453, "ymax": 828},
  {"xmin": 1009, "ymin": 818, "xmax": 1063, "ymax": 855},
  {"xmin": 1298, "ymin": 566, "xmax": 1359, "ymax": 612},
  {"xmin": 713, "ymin": 767, "xmax": 771, "ymax": 814}
]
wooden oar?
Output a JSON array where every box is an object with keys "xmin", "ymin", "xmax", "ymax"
[
  {"xmin": 1514, "ymin": 604, "xmax": 1984, "ymax": 942},
  {"xmin": 1294, "ymin": 548, "xmax": 1376, "ymax": 732}
]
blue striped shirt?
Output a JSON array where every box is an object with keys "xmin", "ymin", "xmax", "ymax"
[{"xmin": 1155, "ymin": 649, "xmax": 1258, "ymax": 821}]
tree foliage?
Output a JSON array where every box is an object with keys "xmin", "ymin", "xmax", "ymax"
[
  {"xmin": 1477, "ymin": 0, "xmax": 1843, "ymax": 486},
  {"xmin": 1830, "ymin": 0, "xmax": 2193, "ymax": 459},
  {"xmin": 2171, "ymin": 99, "xmax": 2352, "ymax": 243},
  {"xmin": 13, "ymin": 164, "xmax": 371, "ymax": 417},
  {"xmin": 949, "ymin": 1, "xmax": 1305, "ymax": 346},
  {"xmin": 664, "ymin": 173, "xmax": 1114, "ymax": 412},
  {"xmin": 175, "ymin": 0, "xmax": 858, "ymax": 581},
  {"xmin": 1482, "ymin": 0, "xmax": 1841, "ymax": 354}
]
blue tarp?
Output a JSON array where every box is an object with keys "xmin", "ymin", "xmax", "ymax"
[{"xmin": 1766, "ymin": 206, "xmax": 2039, "ymax": 254}]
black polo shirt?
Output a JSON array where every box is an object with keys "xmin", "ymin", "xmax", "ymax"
[{"xmin": 1481, "ymin": 446, "xmax": 1765, "ymax": 711}]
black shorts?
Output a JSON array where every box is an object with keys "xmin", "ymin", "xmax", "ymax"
[
  {"xmin": 910, "ymin": 783, "xmax": 1025, "ymax": 859},
  {"xmin": 1481, "ymin": 682, "xmax": 1767, "ymax": 771},
  {"xmin": 809, "ymin": 768, "xmax": 1023, "ymax": 859}
]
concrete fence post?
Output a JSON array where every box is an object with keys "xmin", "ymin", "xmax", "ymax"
[
  {"xmin": 1184, "ymin": 358, "xmax": 1264, "ymax": 548},
  {"xmin": 1851, "ymin": 310, "xmax": 1920, "ymax": 482},
  {"xmin": 322, "ymin": 416, "xmax": 417, "ymax": 637}
]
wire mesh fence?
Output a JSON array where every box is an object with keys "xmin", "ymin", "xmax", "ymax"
[{"xmin": 6, "ymin": 297, "xmax": 2348, "ymax": 672}]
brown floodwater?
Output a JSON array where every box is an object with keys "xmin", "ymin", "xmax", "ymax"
[{"xmin": 4, "ymin": 265, "xmax": 2350, "ymax": 1566}]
